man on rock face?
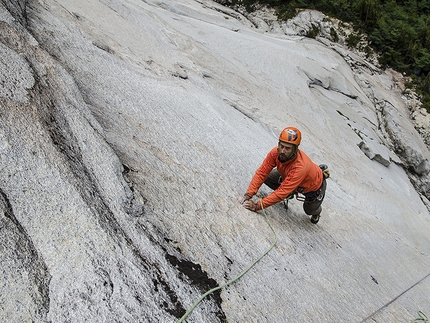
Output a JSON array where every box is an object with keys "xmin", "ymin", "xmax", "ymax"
[{"xmin": 241, "ymin": 127, "xmax": 328, "ymax": 224}]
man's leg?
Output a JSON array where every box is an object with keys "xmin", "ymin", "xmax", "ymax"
[
  {"xmin": 264, "ymin": 169, "xmax": 295, "ymax": 210},
  {"xmin": 264, "ymin": 169, "xmax": 282, "ymax": 190},
  {"xmin": 303, "ymin": 179, "xmax": 327, "ymax": 223}
]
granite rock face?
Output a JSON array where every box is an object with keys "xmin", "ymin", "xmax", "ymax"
[{"xmin": 1, "ymin": 1, "xmax": 430, "ymax": 322}]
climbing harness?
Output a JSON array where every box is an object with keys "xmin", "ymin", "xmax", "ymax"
[
  {"xmin": 287, "ymin": 185, "xmax": 324, "ymax": 203},
  {"xmin": 284, "ymin": 164, "xmax": 329, "ymax": 204},
  {"xmin": 412, "ymin": 311, "xmax": 428, "ymax": 323},
  {"xmin": 177, "ymin": 199, "xmax": 278, "ymax": 323}
]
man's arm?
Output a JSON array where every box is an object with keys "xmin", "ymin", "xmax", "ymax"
[
  {"xmin": 257, "ymin": 164, "xmax": 306, "ymax": 210},
  {"xmin": 245, "ymin": 148, "xmax": 277, "ymax": 198}
]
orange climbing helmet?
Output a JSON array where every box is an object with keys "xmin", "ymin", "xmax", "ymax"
[{"xmin": 279, "ymin": 127, "xmax": 301, "ymax": 146}]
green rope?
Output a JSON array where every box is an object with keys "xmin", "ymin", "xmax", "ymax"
[
  {"xmin": 412, "ymin": 311, "xmax": 428, "ymax": 323},
  {"xmin": 177, "ymin": 200, "xmax": 278, "ymax": 323}
]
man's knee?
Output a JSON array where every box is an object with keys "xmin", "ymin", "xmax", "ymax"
[
  {"xmin": 304, "ymin": 204, "xmax": 322, "ymax": 216},
  {"xmin": 304, "ymin": 179, "xmax": 326, "ymax": 215}
]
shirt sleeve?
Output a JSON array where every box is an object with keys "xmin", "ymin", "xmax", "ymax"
[
  {"xmin": 258, "ymin": 163, "xmax": 306, "ymax": 209},
  {"xmin": 245, "ymin": 148, "xmax": 277, "ymax": 197}
]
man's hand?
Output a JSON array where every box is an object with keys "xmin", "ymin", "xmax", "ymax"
[
  {"xmin": 242, "ymin": 200, "xmax": 258, "ymax": 212},
  {"xmin": 239, "ymin": 193, "xmax": 251, "ymax": 204}
]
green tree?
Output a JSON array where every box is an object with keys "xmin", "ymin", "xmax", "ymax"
[
  {"xmin": 355, "ymin": 0, "xmax": 379, "ymax": 28},
  {"xmin": 415, "ymin": 48, "xmax": 430, "ymax": 74}
]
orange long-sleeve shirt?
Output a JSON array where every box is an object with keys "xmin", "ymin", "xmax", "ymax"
[{"xmin": 246, "ymin": 147, "xmax": 323, "ymax": 210}]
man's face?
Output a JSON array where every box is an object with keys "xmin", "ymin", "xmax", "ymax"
[{"xmin": 277, "ymin": 141, "xmax": 295, "ymax": 162}]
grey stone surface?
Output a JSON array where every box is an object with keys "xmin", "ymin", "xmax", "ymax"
[{"xmin": 1, "ymin": 0, "xmax": 429, "ymax": 322}]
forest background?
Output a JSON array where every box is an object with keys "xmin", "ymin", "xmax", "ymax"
[{"xmin": 232, "ymin": 0, "xmax": 430, "ymax": 111}]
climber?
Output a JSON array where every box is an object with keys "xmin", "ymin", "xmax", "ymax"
[{"xmin": 241, "ymin": 127, "xmax": 329, "ymax": 224}]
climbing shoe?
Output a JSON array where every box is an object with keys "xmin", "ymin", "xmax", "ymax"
[{"xmin": 310, "ymin": 214, "xmax": 320, "ymax": 224}]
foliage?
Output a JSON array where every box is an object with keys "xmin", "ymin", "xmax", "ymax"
[
  {"xmin": 330, "ymin": 27, "xmax": 339, "ymax": 42},
  {"xmin": 232, "ymin": 0, "xmax": 430, "ymax": 111},
  {"xmin": 345, "ymin": 33, "xmax": 362, "ymax": 48},
  {"xmin": 306, "ymin": 24, "xmax": 320, "ymax": 38}
]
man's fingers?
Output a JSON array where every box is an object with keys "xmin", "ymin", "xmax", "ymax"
[
  {"xmin": 239, "ymin": 194, "xmax": 251, "ymax": 204},
  {"xmin": 243, "ymin": 200, "xmax": 255, "ymax": 211}
]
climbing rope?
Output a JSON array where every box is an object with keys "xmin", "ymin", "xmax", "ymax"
[
  {"xmin": 177, "ymin": 199, "xmax": 278, "ymax": 323},
  {"xmin": 412, "ymin": 311, "xmax": 428, "ymax": 323}
]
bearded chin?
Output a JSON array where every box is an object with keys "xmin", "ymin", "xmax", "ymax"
[
  {"xmin": 278, "ymin": 154, "xmax": 288, "ymax": 162},
  {"xmin": 278, "ymin": 151, "xmax": 297, "ymax": 162}
]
